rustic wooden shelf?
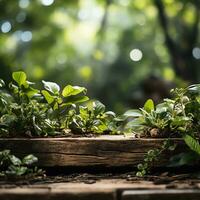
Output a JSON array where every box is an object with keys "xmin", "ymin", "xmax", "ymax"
[
  {"xmin": 1, "ymin": 179, "xmax": 200, "ymax": 200},
  {"xmin": 0, "ymin": 136, "xmax": 186, "ymax": 167}
]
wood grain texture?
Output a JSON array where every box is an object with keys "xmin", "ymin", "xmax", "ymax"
[
  {"xmin": 0, "ymin": 188, "xmax": 115, "ymax": 200},
  {"xmin": 122, "ymin": 189, "xmax": 200, "ymax": 200},
  {"xmin": 0, "ymin": 182, "xmax": 200, "ymax": 200},
  {"xmin": 0, "ymin": 136, "xmax": 186, "ymax": 167}
]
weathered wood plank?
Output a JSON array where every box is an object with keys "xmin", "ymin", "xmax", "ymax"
[
  {"xmin": 0, "ymin": 136, "xmax": 186, "ymax": 167},
  {"xmin": 122, "ymin": 189, "xmax": 200, "ymax": 200},
  {"xmin": 1, "ymin": 182, "xmax": 200, "ymax": 200},
  {"xmin": 0, "ymin": 188, "xmax": 115, "ymax": 200}
]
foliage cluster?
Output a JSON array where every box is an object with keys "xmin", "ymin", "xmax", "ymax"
[
  {"xmin": 0, "ymin": 71, "xmax": 117, "ymax": 137},
  {"xmin": 121, "ymin": 85, "xmax": 200, "ymax": 175},
  {"xmin": 122, "ymin": 84, "xmax": 200, "ymax": 138},
  {"xmin": 123, "ymin": 84, "xmax": 200, "ymax": 142},
  {"xmin": 0, "ymin": 149, "xmax": 43, "ymax": 178}
]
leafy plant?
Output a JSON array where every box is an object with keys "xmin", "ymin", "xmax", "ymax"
[
  {"xmin": 41, "ymin": 80, "xmax": 89, "ymax": 131},
  {"xmin": 68, "ymin": 100, "xmax": 117, "ymax": 134},
  {"xmin": 0, "ymin": 71, "xmax": 119, "ymax": 136},
  {"xmin": 136, "ymin": 140, "xmax": 176, "ymax": 176},
  {"xmin": 0, "ymin": 71, "xmax": 56, "ymax": 137},
  {"xmin": 123, "ymin": 84, "xmax": 200, "ymax": 137},
  {"xmin": 122, "ymin": 84, "xmax": 200, "ymax": 175},
  {"xmin": 183, "ymin": 134, "xmax": 200, "ymax": 155},
  {"xmin": 0, "ymin": 150, "xmax": 44, "ymax": 178},
  {"xmin": 0, "ymin": 71, "xmax": 90, "ymax": 137}
]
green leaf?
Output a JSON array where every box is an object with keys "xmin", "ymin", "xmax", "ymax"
[
  {"xmin": 53, "ymin": 102, "xmax": 59, "ymax": 110},
  {"xmin": 188, "ymin": 84, "xmax": 200, "ymax": 94},
  {"xmin": 124, "ymin": 109, "xmax": 142, "ymax": 117},
  {"xmin": 96, "ymin": 123, "xmax": 107, "ymax": 132},
  {"xmin": 170, "ymin": 116, "xmax": 191, "ymax": 127},
  {"xmin": 62, "ymin": 96, "xmax": 89, "ymax": 106},
  {"xmin": 9, "ymin": 155, "xmax": 22, "ymax": 166},
  {"xmin": 9, "ymin": 83, "xmax": 19, "ymax": 94},
  {"xmin": 156, "ymin": 102, "xmax": 169, "ymax": 113},
  {"xmin": 126, "ymin": 118, "xmax": 145, "ymax": 129},
  {"xmin": 26, "ymin": 87, "xmax": 40, "ymax": 98},
  {"xmin": 22, "ymin": 154, "xmax": 38, "ymax": 165},
  {"xmin": 41, "ymin": 90, "xmax": 55, "ymax": 104},
  {"xmin": 62, "ymin": 85, "xmax": 86, "ymax": 97},
  {"xmin": 183, "ymin": 134, "xmax": 200, "ymax": 155},
  {"xmin": 42, "ymin": 80, "xmax": 60, "ymax": 94},
  {"xmin": 104, "ymin": 111, "xmax": 116, "ymax": 117},
  {"xmin": 136, "ymin": 172, "xmax": 143, "ymax": 177},
  {"xmin": 79, "ymin": 106, "xmax": 88, "ymax": 115},
  {"xmin": 12, "ymin": 71, "xmax": 27, "ymax": 86},
  {"xmin": 0, "ymin": 150, "xmax": 10, "ymax": 158},
  {"xmin": 93, "ymin": 101, "xmax": 105, "ymax": 115},
  {"xmin": 0, "ymin": 79, "xmax": 5, "ymax": 88},
  {"xmin": 144, "ymin": 99, "xmax": 154, "ymax": 113},
  {"xmin": 6, "ymin": 165, "xmax": 27, "ymax": 176},
  {"xmin": 0, "ymin": 114, "xmax": 17, "ymax": 125},
  {"xmin": 15, "ymin": 166, "xmax": 28, "ymax": 176}
]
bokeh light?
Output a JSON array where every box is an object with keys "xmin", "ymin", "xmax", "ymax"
[
  {"xmin": 130, "ymin": 49, "xmax": 143, "ymax": 61},
  {"xmin": 1, "ymin": 21, "xmax": 12, "ymax": 33},
  {"xmin": 19, "ymin": 0, "xmax": 30, "ymax": 9},
  {"xmin": 21, "ymin": 31, "xmax": 32, "ymax": 42},
  {"xmin": 192, "ymin": 47, "xmax": 200, "ymax": 59},
  {"xmin": 41, "ymin": 0, "xmax": 54, "ymax": 6}
]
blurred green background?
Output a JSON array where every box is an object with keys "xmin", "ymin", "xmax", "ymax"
[{"xmin": 0, "ymin": 0, "xmax": 200, "ymax": 113}]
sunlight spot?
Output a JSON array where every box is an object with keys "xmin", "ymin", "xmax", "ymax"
[
  {"xmin": 1, "ymin": 21, "xmax": 12, "ymax": 33},
  {"xmin": 33, "ymin": 66, "xmax": 45, "ymax": 79},
  {"xmin": 19, "ymin": 0, "xmax": 30, "ymax": 8},
  {"xmin": 93, "ymin": 50, "xmax": 104, "ymax": 60},
  {"xmin": 192, "ymin": 47, "xmax": 200, "ymax": 59},
  {"xmin": 163, "ymin": 67, "xmax": 175, "ymax": 81},
  {"xmin": 21, "ymin": 31, "xmax": 32, "ymax": 42},
  {"xmin": 41, "ymin": 0, "xmax": 54, "ymax": 6},
  {"xmin": 130, "ymin": 49, "xmax": 143, "ymax": 61},
  {"xmin": 79, "ymin": 66, "xmax": 93, "ymax": 81},
  {"xmin": 77, "ymin": 0, "xmax": 103, "ymax": 21},
  {"xmin": 4, "ymin": 36, "xmax": 17, "ymax": 50}
]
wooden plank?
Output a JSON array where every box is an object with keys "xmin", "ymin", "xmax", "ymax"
[
  {"xmin": 0, "ymin": 179, "xmax": 159, "ymax": 200},
  {"xmin": 1, "ymin": 181, "xmax": 200, "ymax": 200},
  {"xmin": 0, "ymin": 136, "xmax": 186, "ymax": 167},
  {"xmin": 0, "ymin": 188, "xmax": 116, "ymax": 200},
  {"xmin": 122, "ymin": 189, "xmax": 200, "ymax": 200}
]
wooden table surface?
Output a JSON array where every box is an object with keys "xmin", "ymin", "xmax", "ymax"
[{"xmin": 1, "ymin": 173, "xmax": 200, "ymax": 200}]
